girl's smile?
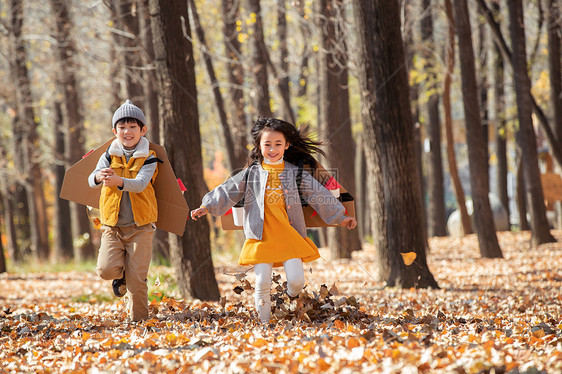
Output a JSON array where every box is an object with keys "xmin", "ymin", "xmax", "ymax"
[{"xmin": 260, "ymin": 130, "xmax": 289, "ymax": 163}]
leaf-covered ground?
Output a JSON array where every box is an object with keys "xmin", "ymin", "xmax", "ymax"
[{"xmin": 1, "ymin": 231, "xmax": 561, "ymax": 373}]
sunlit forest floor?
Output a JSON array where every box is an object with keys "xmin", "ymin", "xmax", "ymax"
[{"xmin": 1, "ymin": 231, "xmax": 561, "ymax": 373}]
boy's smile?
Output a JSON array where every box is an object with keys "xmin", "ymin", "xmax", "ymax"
[
  {"xmin": 113, "ymin": 120, "xmax": 147, "ymax": 150},
  {"xmin": 260, "ymin": 130, "xmax": 289, "ymax": 163}
]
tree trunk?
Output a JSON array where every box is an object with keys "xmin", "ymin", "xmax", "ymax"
[
  {"xmin": 138, "ymin": 0, "xmax": 169, "ymax": 261},
  {"xmin": 1, "ymin": 183, "xmax": 20, "ymax": 262},
  {"xmin": 454, "ymin": 0, "xmax": 502, "ymax": 258},
  {"xmin": 476, "ymin": 0, "xmax": 562, "ymax": 169},
  {"xmin": 247, "ymin": 0, "xmax": 272, "ymax": 118},
  {"xmin": 508, "ymin": 0, "xmax": 555, "ymax": 247},
  {"xmin": 492, "ymin": 1, "xmax": 510, "ymax": 229},
  {"xmin": 421, "ymin": 0, "xmax": 447, "ymax": 237},
  {"xmin": 149, "ymin": 0, "xmax": 220, "ymax": 301},
  {"xmin": 444, "ymin": 0, "xmax": 472, "ymax": 236},
  {"xmin": 189, "ymin": 0, "xmax": 236, "ymax": 171},
  {"xmin": 353, "ymin": 0, "xmax": 439, "ymax": 289},
  {"xmin": 403, "ymin": 1, "xmax": 426, "ymax": 237},
  {"xmin": 140, "ymin": 0, "xmax": 160, "ymax": 144},
  {"xmin": 0, "ymin": 230, "xmax": 6, "ymax": 273},
  {"xmin": 108, "ymin": 3, "xmax": 123, "ymax": 110},
  {"xmin": 548, "ymin": 0, "xmax": 562, "ymax": 143},
  {"xmin": 516, "ymin": 152, "xmax": 529, "ymax": 230},
  {"xmin": 9, "ymin": 0, "xmax": 50, "ymax": 260},
  {"xmin": 50, "ymin": 0, "xmax": 95, "ymax": 260},
  {"xmin": 355, "ymin": 134, "xmax": 369, "ymax": 240},
  {"xmin": 222, "ymin": 0, "xmax": 248, "ymax": 169},
  {"xmin": 0, "ymin": 201, "xmax": 6, "ymax": 271},
  {"xmin": 319, "ymin": 0, "xmax": 361, "ymax": 259},
  {"xmin": 277, "ymin": 0, "xmax": 292, "ymax": 122},
  {"xmin": 118, "ymin": 0, "xmax": 144, "ymax": 102},
  {"xmin": 53, "ymin": 101, "xmax": 74, "ymax": 260},
  {"xmin": 478, "ymin": 8, "xmax": 490, "ymax": 170},
  {"xmin": 296, "ymin": 0, "xmax": 311, "ymax": 100}
]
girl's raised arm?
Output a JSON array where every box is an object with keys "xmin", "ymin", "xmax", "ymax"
[{"xmin": 198, "ymin": 166, "xmax": 251, "ymax": 217}]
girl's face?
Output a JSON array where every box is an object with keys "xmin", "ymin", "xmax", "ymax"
[
  {"xmin": 259, "ymin": 129, "xmax": 289, "ymax": 163},
  {"xmin": 113, "ymin": 120, "xmax": 147, "ymax": 150}
]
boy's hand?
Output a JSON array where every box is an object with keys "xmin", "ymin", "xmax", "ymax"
[
  {"xmin": 191, "ymin": 207, "xmax": 208, "ymax": 221},
  {"xmin": 102, "ymin": 173, "xmax": 124, "ymax": 188},
  {"xmin": 96, "ymin": 168, "xmax": 113, "ymax": 183},
  {"xmin": 97, "ymin": 168, "xmax": 123, "ymax": 187},
  {"xmin": 340, "ymin": 217, "xmax": 357, "ymax": 230}
]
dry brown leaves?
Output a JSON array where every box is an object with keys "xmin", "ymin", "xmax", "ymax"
[{"xmin": 1, "ymin": 230, "xmax": 561, "ymax": 373}]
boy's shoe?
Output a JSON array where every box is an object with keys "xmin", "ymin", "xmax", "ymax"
[{"xmin": 112, "ymin": 274, "xmax": 127, "ymax": 297}]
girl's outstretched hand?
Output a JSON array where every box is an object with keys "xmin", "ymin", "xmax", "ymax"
[
  {"xmin": 190, "ymin": 207, "xmax": 208, "ymax": 221},
  {"xmin": 340, "ymin": 217, "xmax": 357, "ymax": 230}
]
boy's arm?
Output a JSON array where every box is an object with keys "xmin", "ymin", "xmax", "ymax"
[
  {"xmin": 120, "ymin": 156, "xmax": 158, "ymax": 193},
  {"xmin": 88, "ymin": 154, "xmax": 111, "ymax": 188},
  {"xmin": 201, "ymin": 167, "xmax": 249, "ymax": 216},
  {"xmin": 299, "ymin": 171, "xmax": 346, "ymax": 225}
]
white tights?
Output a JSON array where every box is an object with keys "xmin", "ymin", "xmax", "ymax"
[{"xmin": 254, "ymin": 258, "xmax": 305, "ymax": 323}]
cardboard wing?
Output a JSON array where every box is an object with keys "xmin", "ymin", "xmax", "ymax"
[
  {"xmin": 220, "ymin": 161, "xmax": 355, "ymax": 230},
  {"xmin": 60, "ymin": 138, "xmax": 189, "ymax": 236}
]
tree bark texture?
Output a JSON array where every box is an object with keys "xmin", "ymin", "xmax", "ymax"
[
  {"xmin": 140, "ymin": 0, "xmax": 160, "ymax": 144},
  {"xmin": 189, "ymin": 0, "xmax": 236, "ymax": 171},
  {"xmin": 454, "ymin": 0, "xmax": 503, "ymax": 258},
  {"xmin": 53, "ymin": 101, "xmax": 74, "ymax": 260},
  {"xmin": 353, "ymin": 0, "xmax": 438, "ymax": 288},
  {"xmin": 118, "ymin": 0, "xmax": 144, "ymax": 103},
  {"xmin": 222, "ymin": 0, "xmax": 248, "ymax": 169},
  {"xmin": 149, "ymin": 0, "xmax": 220, "ymax": 301},
  {"xmin": 492, "ymin": 1, "xmax": 510, "ymax": 228},
  {"xmin": 443, "ymin": 0, "xmax": 472, "ymax": 236},
  {"xmin": 0, "ymin": 232, "xmax": 6, "ymax": 273},
  {"xmin": 516, "ymin": 152, "xmax": 529, "ymax": 230},
  {"xmin": 508, "ymin": 0, "xmax": 555, "ymax": 247},
  {"xmin": 247, "ymin": 0, "xmax": 272, "ymax": 118},
  {"xmin": 421, "ymin": 0, "xmax": 447, "ymax": 237},
  {"xmin": 9, "ymin": 0, "xmax": 50, "ymax": 260},
  {"xmin": 0, "ymin": 208, "xmax": 6, "ymax": 271},
  {"xmin": 296, "ymin": 0, "xmax": 311, "ymax": 99},
  {"xmin": 319, "ymin": 0, "xmax": 361, "ymax": 258},
  {"xmin": 50, "ymin": 0, "xmax": 95, "ymax": 260},
  {"xmin": 478, "ymin": 8, "xmax": 490, "ymax": 169},
  {"xmin": 277, "ymin": 0, "xmax": 292, "ymax": 123},
  {"xmin": 548, "ymin": 0, "xmax": 562, "ymax": 144},
  {"xmin": 403, "ymin": 1, "xmax": 427, "ymax": 236},
  {"xmin": 1, "ymin": 183, "xmax": 20, "ymax": 262}
]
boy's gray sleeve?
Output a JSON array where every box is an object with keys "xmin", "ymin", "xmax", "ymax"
[
  {"xmin": 121, "ymin": 155, "xmax": 157, "ymax": 193},
  {"xmin": 300, "ymin": 171, "xmax": 346, "ymax": 225},
  {"xmin": 201, "ymin": 168, "xmax": 248, "ymax": 216},
  {"xmin": 88, "ymin": 154, "xmax": 110, "ymax": 188}
]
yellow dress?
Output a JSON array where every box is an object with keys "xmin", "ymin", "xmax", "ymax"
[{"xmin": 239, "ymin": 161, "xmax": 320, "ymax": 267}]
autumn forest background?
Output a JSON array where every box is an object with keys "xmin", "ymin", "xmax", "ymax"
[{"xmin": 0, "ymin": 0, "xmax": 561, "ymax": 372}]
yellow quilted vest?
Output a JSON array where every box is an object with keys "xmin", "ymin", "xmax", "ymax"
[{"xmin": 99, "ymin": 150, "xmax": 158, "ymax": 227}]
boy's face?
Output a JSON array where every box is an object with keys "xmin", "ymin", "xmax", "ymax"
[
  {"xmin": 260, "ymin": 129, "xmax": 289, "ymax": 163},
  {"xmin": 113, "ymin": 120, "xmax": 147, "ymax": 150}
]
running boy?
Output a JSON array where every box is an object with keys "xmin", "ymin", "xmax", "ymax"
[{"xmin": 89, "ymin": 99, "xmax": 159, "ymax": 322}]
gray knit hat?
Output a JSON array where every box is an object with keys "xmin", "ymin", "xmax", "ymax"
[{"xmin": 112, "ymin": 99, "xmax": 147, "ymax": 128}]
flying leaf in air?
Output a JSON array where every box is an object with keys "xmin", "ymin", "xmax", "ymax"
[{"xmin": 401, "ymin": 252, "xmax": 417, "ymax": 265}]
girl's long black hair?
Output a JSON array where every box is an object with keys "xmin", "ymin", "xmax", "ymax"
[{"xmin": 247, "ymin": 117, "xmax": 325, "ymax": 169}]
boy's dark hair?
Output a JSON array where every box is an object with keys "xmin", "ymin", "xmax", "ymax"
[
  {"xmin": 247, "ymin": 117, "xmax": 325, "ymax": 168},
  {"xmin": 114, "ymin": 117, "xmax": 145, "ymax": 129}
]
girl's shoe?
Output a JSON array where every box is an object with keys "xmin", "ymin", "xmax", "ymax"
[{"xmin": 112, "ymin": 275, "xmax": 127, "ymax": 297}]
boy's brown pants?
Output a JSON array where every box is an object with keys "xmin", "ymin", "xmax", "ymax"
[{"xmin": 96, "ymin": 224, "xmax": 154, "ymax": 321}]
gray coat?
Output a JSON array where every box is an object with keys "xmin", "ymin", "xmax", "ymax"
[{"xmin": 201, "ymin": 161, "xmax": 346, "ymax": 240}]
